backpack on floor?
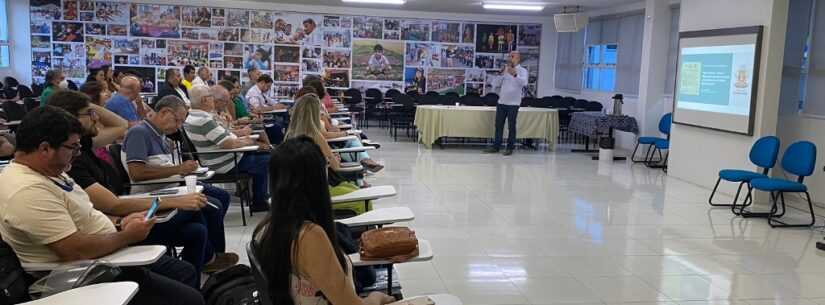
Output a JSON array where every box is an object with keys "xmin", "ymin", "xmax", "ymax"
[
  {"xmin": 201, "ymin": 264, "xmax": 258, "ymax": 305},
  {"xmin": 0, "ymin": 240, "xmax": 33, "ymax": 305}
]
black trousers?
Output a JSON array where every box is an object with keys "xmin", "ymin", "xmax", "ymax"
[
  {"xmin": 116, "ymin": 255, "xmax": 205, "ymax": 305},
  {"xmin": 493, "ymin": 104, "xmax": 520, "ymax": 150}
]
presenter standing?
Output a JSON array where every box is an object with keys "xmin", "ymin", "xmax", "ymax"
[{"xmin": 484, "ymin": 51, "xmax": 528, "ymax": 156}]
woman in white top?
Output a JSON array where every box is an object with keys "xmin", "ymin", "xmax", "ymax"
[{"xmin": 252, "ymin": 137, "xmax": 396, "ymax": 305}]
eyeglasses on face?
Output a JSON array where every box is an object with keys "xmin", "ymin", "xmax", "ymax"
[{"xmin": 61, "ymin": 143, "xmax": 83, "ymax": 156}]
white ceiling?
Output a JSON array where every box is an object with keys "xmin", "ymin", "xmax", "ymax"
[{"xmin": 245, "ymin": 0, "xmax": 642, "ymax": 16}]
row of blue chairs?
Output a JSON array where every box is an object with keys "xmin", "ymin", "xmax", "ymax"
[{"xmin": 709, "ymin": 136, "xmax": 817, "ymax": 227}]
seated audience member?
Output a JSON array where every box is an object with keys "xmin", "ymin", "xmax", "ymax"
[
  {"xmin": 303, "ymin": 75, "xmax": 339, "ymax": 113},
  {"xmin": 79, "ymin": 80, "xmax": 112, "ymax": 106},
  {"xmin": 211, "ymin": 85, "xmax": 238, "ymax": 126},
  {"xmin": 105, "ymin": 76, "xmax": 151, "ymax": 125},
  {"xmin": 285, "ymin": 94, "xmax": 343, "ymax": 171},
  {"xmin": 0, "ymin": 133, "xmax": 14, "ymax": 158},
  {"xmin": 253, "ymin": 136, "xmax": 395, "ymax": 305},
  {"xmin": 218, "ymin": 79, "xmax": 255, "ymax": 122},
  {"xmin": 49, "ymin": 91, "xmax": 224, "ymax": 277},
  {"xmin": 244, "ymin": 74, "xmax": 289, "ymax": 113},
  {"xmin": 182, "ymin": 65, "xmax": 196, "ymax": 90},
  {"xmin": 39, "ymin": 69, "xmax": 66, "ymax": 106},
  {"xmin": 0, "ymin": 106, "xmax": 204, "ymax": 305},
  {"xmin": 241, "ymin": 67, "xmax": 262, "ymax": 97},
  {"xmin": 157, "ymin": 68, "xmax": 191, "ymax": 106},
  {"xmin": 183, "ymin": 86, "xmax": 271, "ymax": 212},
  {"xmin": 193, "ymin": 67, "xmax": 212, "ymax": 87},
  {"xmin": 122, "ymin": 96, "xmax": 238, "ymax": 268}
]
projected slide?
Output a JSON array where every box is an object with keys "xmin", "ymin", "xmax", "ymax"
[{"xmin": 677, "ymin": 44, "xmax": 755, "ymax": 116}]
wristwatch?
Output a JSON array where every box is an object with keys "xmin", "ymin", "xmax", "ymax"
[{"xmin": 115, "ymin": 217, "xmax": 123, "ymax": 230}]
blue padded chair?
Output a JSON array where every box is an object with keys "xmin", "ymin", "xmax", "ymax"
[
  {"xmin": 708, "ymin": 136, "xmax": 780, "ymax": 211},
  {"xmin": 741, "ymin": 141, "xmax": 817, "ymax": 228},
  {"xmin": 631, "ymin": 113, "xmax": 672, "ymax": 163},
  {"xmin": 647, "ymin": 139, "xmax": 670, "ymax": 172}
]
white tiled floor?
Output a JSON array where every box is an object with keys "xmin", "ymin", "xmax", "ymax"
[{"xmin": 223, "ymin": 128, "xmax": 825, "ymax": 305}]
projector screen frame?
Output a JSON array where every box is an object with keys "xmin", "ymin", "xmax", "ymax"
[{"xmin": 672, "ymin": 25, "xmax": 764, "ymax": 136}]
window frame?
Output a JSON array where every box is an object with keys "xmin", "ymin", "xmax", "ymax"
[
  {"xmin": 582, "ymin": 43, "xmax": 618, "ymax": 92},
  {"xmin": 0, "ymin": 0, "xmax": 9, "ymax": 69}
]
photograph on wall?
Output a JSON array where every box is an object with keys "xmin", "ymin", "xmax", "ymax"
[
  {"xmin": 141, "ymin": 46, "xmax": 167, "ymax": 65},
  {"xmin": 128, "ymin": 56, "xmax": 140, "ymax": 65},
  {"xmin": 323, "ymin": 16, "xmax": 340, "ymax": 28},
  {"xmin": 353, "ymin": 16, "xmax": 383, "ymax": 39},
  {"xmin": 352, "ymin": 40, "xmax": 403, "ymax": 81},
  {"xmin": 140, "ymin": 39, "xmax": 154, "ymax": 49},
  {"xmin": 244, "ymin": 44, "xmax": 272, "ymax": 70},
  {"xmin": 182, "ymin": 6, "xmax": 212, "ymax": 27},
  {"xmin": 250, "ymin": 11, "xmax": 273, "ymax": 29},
  {"xmin": 53, "ymin": 43, "xmax": 70, "ymax": 57},
  {"xmin": 63, "ymin": 0, "xmax": 78, "ymax": 20},
  {"xmin": 301, "ymin": 59, "xmax": 322, "ymax": 73},
  {"xmin": 384, "ymin": 19, "xmax": 401, "ymax": 40},
  {"xmin": 32, "ymin": 53, "xmax": 52, "ymax": 78},
  {"xmin": 462, "ymin": 23, "xmax": 475, "ymax": 44},
  {"xmin": 323, "ymin": 29, "xmax": 351, "ymax": 48},
  {"xmin": 112, "ymin": 38, "xmax": 139, "ymax": 54},
  {"xmin": 274, "ymin": 64, "xmax": 300, "ymax": 83},
  {"xmin": 209, "ymin": 43, "xmax": 224, "ymax": 60},
  {"xmin": 440, "ymin": 45, "xmax": 474, "ymax": 68},
  {"xmin": 156, "ymin": 39, "xmax": 166, "ymax": 49},
  {"xmin": 302, "ymin": 46, "xmax": 321, "ymax": 59},
  {"xmin": 115, "ymin": 66, "xmax": 156, "ymax": 93},
  {"xmin": 340, "ymin": 16, "xmax": 353, "ymax": 28},
  {"xmin": 168, "ymin": 40, "xmax": 208, "ymax": 66},
  {"xmin": 79, "ymin": 0, "xmax": 94, "ymax": 11},
  {"xmin": 107, "ymin": 24, "xmax": 128, "ymax": 36},
  {"xmin": 31, "ymin": 0, "xmax": 62, "ymax": 21},
  {"xmin": 130, "ymin": 4, "xmax": 181, "ymax": 38},
  {"xmin": 227, "ymin": 9, "xmax": 249, "ymax": 27},
  {"xmin": 212, "ymin": 8, "xmax": 226, "ymax": 26},
  {"xmin": 273, "ymin": 13, "xmax": 322, "ymax": 45},
  {"xmin": 86, "ymin": 37, "xmax": 112, "ymax": 67},
  {"xmin": 197, "ymin": 28, "xmax": 219, "ymax": 40},
  {"xmin": 274, "ymin": 46, "xmax": 300, "ymax": 63},
  {"xmin": 95, "ymin": 2, "xmax": 129, "ymax": 23},
  {"xmin": 466, "ymin": 82, "xmax": 483, "ymax": 95},
  {"xmin": 465, "ymin": 69, "xmax": 485, "ymax": 83},
  {"xmin": 273, "ymin": 84, "xmax": 299, "ymax": 98},
  {"xmin": 518, "ymin": 24, "xmax": 541, "ymax": 47},
  {"xmin": 218, "ymin": 28, "xmax": 239, "ymax": 41},
  {"xmin": 31, "ymin": 36, "xmax": 51, "ymax": 49},
  {"xmin": 324, "ymin": 69, "xmax": 350, "ymax": 88},
  {"xmin": 217, "ymin": 70, "xmax": 240, "ymax": 81},
  {"xmin": 475, "ymin": 53, "xmax": 503, "ymax": 69},
  {"xmin": 518, "ymin": 47, "xmax": 540, "ymax": 84},
  {"xmin": 241, "ymin": 28, "xmax": 273, "ymax": 44},
  {"xmin": 32, "ymin": 21, "xmax": 51, "ymax": 34},
  {"xmin": 405, "ymin": 43, "xmax": 437, "ymax": 67},
  {"xmin": 85, "ymin": 23, "xmax": 106, "ymax": 36},
  {"xmin": 351, "ymin": 80, "xmax": 403, "ymax": 92},
  {"xmin": 323, "ymin": 49, "xmax": 351, "ymax": 69},
  {"xmin": 427, "ymin": 69, "xmax": 465, "ymax": 94},
  {"xmin": 224, "ymin": 56, "xmax": 243, "ymax": 69},
  {"xmin": 401, "ymin": 20, "xmax": 430, "ymax": 41},
  {"xmin": 484, "ymin": 70, "xmax": 500, "ymax": 93},
  {"xmin": 476, "ymin": 24, "xmax": 517, "ymax": 53},
  {"xmin": 55, "ymin": 56, "xmax": 86, "ymax": 79},
  {"xmin": 182, "ymin": 28, "xmax": 198, "ymax": 40},
  {"xmin": 403, "ymin": 67, "xmax": 426, "ymax": 94},
  {"xmin": 114, "ymin": 55, "xmax": 129, "ymax": 65},
  {"xmin": 210, "ymin": 59, "xmax": 223, "ymax": 69},
  {"xmin": 431, "ymin": 21, "xmax": 460, "ymax": 43},
  {"xmin": 53, "ymin": 22, "xmax": 84, "ymax": 42},
  {"xmin": 224, "ymin": 43, "xmax": 244, "ymax": 56},
  {"xmin": 80, "ymin": 12, "xmax": 94, "ymax": 21}
]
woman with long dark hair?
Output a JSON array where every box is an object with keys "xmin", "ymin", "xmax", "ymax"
[{"xmin": 252, "ymin": 137, "xmax": 395, "ymax": 305}]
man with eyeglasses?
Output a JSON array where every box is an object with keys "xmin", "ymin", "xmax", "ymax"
[
  {"xmin": 48, "ymin": 90, "xmax": 216, "ymax": 281},
  {"xmin": 0, "ymin": 106, "xmax": 204, "ymax": 305},
  {"xmin": 122, "ymin": 95, "xmax": 238, "ymax": 272}
]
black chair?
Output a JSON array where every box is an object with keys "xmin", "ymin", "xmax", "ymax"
[
  {"xmin": 108, "ymin": 143, "xmax": 135, "ymax": 196},
  {"xmin": 31, "ymin": 83, "xmax": 44, "ymax": 97},
  {"xmin": 415, "ymin": 94, "xmax": 438, "ymax": 105},
  {"xmin": 437, "ymin": 94, "xmax": 454, "ymax": 105},
  {"xmin": 67, "ymin": 80, "xmax": 78, "ymax": 91},
  {"xmin": 2, "ymin": 77, "xmax": 18, "ymax": 90},
  {"xmin": 459, "ymin": 95, "xmax": 483, "ymax": 106},
  {"xmin": 521, "ymin": 97, "xmax": 538, "ymax": 107},
  {"xmin": 17, "ymin": 85, "xmax": 33, "ymax": 99},
  {"xmin": 558, "ymin": 98, "xmax": 574, "ymax": 109},
  {"xmin": 444, "ymin": 91, "xmax": 460, "ymax": 100},
  {"xmin": 585, "ymin": 101, "xmax": 603, "ymax": 112},
  {"xmin": 389, "ymin": 94, "xmax": 417, "ymax": 141},
  {"xmin": 385, "ymin": 88, "xmax": 402, "ymax": 100},
  {"xmin": 343, "ymin": 88, "xmax": 364, "ymax": 126},
  {"xmin": 573, "ymin": 99, "xmax": 590, "ymax": 110},
  {"xmin": 425, "ymin": 91, "xmax": 439, "ymax": 97},
  {"xmin": 246, "ymin": 242, "xmax": 273, "ymax": 305},
  {"xmin": 1, "ymin": 101, "xmax": 26, "ymax": 122},
  {"xmin": 23, "ymin": 98, "xmax": 39, "ymax": 112},
  {"xmin": 364, "ymin": 88, "xmax": 383, "ymax": 128},
  {"xmin": 550, "ymin": 95, "xmax": 563, "ymax": 99},
  {"xmin": 406, "ymin": 90, "xmax": 420, "ymax": 99},
  {"xmin": 482, "ymin": 93, "xmax": 499, "ymax": 106}
]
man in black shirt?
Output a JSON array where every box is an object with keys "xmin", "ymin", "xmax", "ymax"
[{"xmin": 48, "ymin": 90, "xmax": 225, "ymax": 279}]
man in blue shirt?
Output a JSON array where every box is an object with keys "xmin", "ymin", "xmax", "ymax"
[{"xmin": 105, "ymin": 76, "xmax": 149, "ymax": 125}]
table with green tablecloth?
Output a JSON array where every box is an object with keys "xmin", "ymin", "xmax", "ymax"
[{"xmin": 413, "ymin": 105, "xmax": 559, "ymax": 150}]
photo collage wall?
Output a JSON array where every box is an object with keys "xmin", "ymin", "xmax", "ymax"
[{"xmin": 30, "ymin": 0, "xmax": 542, "ymax": 97}]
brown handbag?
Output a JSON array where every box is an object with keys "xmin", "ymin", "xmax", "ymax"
[{"xmin": 359, "ymin": 227, "xmax": 419, "ymax": 263}]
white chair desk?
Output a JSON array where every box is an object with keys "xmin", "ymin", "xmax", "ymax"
[
  {"xmin": 22, "ymin": 245, "xmax": 166, "ymax": 272},
  {"xmin": 23, "ymin": 282, "xmax": 139, "ymax": 305}
]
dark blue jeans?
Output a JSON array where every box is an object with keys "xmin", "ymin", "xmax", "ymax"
[
  {"xmin": 232, "ymin": 152, "xmax": 271, "ymax": 206},
  {"xmin": 141, "ymin": 211, "xmax": 209, "ymax": 284},
  {"xmin": 201, "ymin": 184, "xmax": 230, "ymax": 253},
  {"xmin": 117, "ymin": 255, "xmax": 205, "ymax": 305},
  {"xmin": 493, "ymin": 104, "xmax": 520, "ymax": 150}
]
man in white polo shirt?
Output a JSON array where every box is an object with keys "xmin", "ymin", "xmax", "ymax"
[{"xmin": 484, "ymin": 50, "xmax": 528, "ymax": 156}]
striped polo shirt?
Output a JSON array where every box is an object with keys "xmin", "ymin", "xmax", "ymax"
[{"xmin": 183, "ymin": 109, "xmax": 240, "ymax": 174}]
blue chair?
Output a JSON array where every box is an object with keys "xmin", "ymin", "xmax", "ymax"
[
  {"xmin": 646, "ymin": 139, "xmax": 670, "ymax": 172},
  {"xmin": 632, "ymin": 113, "xmax": 672, "ymax": 163},
  {"xmin": 740, "ymin": 141, "xmax": 817, "ymax": 228},
  {"xmin": 708, "ymin": 136, "xmax": 780, "ymax": 211}
]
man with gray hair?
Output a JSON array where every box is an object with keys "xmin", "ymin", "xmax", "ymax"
[
  {"xmin": 184, "ymin": 85, "xmax": 271, "ymax": 212},
  {"xmin": 105, "ymin": 75, "xmax": 151, "ymax": 125},
  {"xmin": 192, "ymin": 67, "xmax": 212, "ymax": 87},
  {"xmin": 122, "ymin": 94, "xmax": 239, "ymax": 273}
]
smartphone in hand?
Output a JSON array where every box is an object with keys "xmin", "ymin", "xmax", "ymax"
[{"xmin": 144, "ymin": 197, "xmax": 160, "ymax": 221}]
